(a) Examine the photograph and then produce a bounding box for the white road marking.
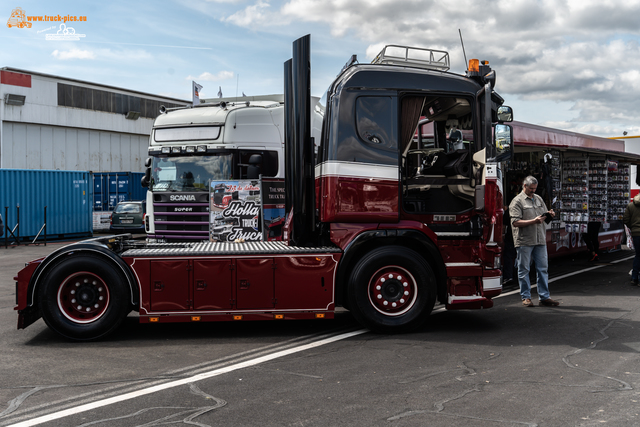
[434,255,635,309]
[493,255,636,299]
[8,330,367,427]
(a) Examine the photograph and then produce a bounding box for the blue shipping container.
[92,172,147,211]
[0,169,93,242]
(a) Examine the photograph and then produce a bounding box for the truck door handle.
[240,280,250,290]
[153,281,164,291]
[196,280,207,290]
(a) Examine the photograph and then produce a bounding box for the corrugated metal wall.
[0,169,93,241]
[93,172,147,211]
[2,122,148,171]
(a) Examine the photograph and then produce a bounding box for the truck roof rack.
[371,45,450,72]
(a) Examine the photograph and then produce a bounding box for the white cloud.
[186,71,235,81]
[215,0,640,136]
[222,0,274,27]
[51,49,96,60]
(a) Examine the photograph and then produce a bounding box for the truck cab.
[144,100,284,241]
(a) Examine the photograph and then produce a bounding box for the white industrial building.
[0,67,189,172]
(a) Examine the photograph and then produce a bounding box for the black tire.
[38,254,131,340]
[347,246,436,333]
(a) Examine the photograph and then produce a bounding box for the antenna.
[235,74,239,101]
[234,74,239,129]
[459,29,468,69]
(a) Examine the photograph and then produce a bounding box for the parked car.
[109,201,146,232]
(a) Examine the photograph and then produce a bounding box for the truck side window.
[356,97,394,151]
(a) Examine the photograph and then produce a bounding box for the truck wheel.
[38,255,131,340]
[348,246,436,333]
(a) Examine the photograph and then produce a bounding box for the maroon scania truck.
[14,36,513,340]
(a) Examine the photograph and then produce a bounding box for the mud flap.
[18,306,41,329]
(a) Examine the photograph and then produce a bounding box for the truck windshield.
[151,154,233,192]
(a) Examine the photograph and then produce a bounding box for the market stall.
[504,122,640,258]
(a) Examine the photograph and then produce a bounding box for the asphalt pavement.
[1,241,640,426]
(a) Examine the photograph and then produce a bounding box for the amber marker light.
[468,59,479,72]
[191,316,201,321]
[315,313,325,319]
[149,317,159,322]
[274,314,284,319]
[233,315,243,320]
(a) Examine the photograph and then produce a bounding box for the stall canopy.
[512,121,640,164]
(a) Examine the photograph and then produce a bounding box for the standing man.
[509,175,560,307]
[623,193,640,285]
[582,221,602,262]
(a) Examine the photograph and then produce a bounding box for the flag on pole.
[242,92,246,97]
[192,81,203,105]
[218,86,223,98]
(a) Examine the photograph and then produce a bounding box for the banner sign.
[261,178,285,241]
[209,180,262,242]
[209,178,286,242]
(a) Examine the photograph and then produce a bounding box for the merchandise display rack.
[559,156,630,232]
[602,161,630,221]
[561,157,589,233]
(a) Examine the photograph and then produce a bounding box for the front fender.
[336,228,447,307]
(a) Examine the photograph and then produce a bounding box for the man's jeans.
[516,244,550,301]
[632,235,640,281]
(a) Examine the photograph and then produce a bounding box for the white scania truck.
[142,97,286,242]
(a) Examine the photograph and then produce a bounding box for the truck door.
[236,258,275,309]
[150,260,190,311]
[193,259,233,310]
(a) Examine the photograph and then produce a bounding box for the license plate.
[121,220,133,224]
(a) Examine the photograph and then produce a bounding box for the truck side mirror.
[497,106,513,122]
[141,157,152,187]
[491,123,513,163]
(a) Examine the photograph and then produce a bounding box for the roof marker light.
[469,59,479,73]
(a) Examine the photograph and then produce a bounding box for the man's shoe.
[632,279,639,286]
[522,298,534,307]
[539,298,560,307]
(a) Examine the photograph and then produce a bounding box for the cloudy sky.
[2,0,639,138]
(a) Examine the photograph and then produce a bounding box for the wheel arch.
[27,244,138,310]
[335,230,447,308]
